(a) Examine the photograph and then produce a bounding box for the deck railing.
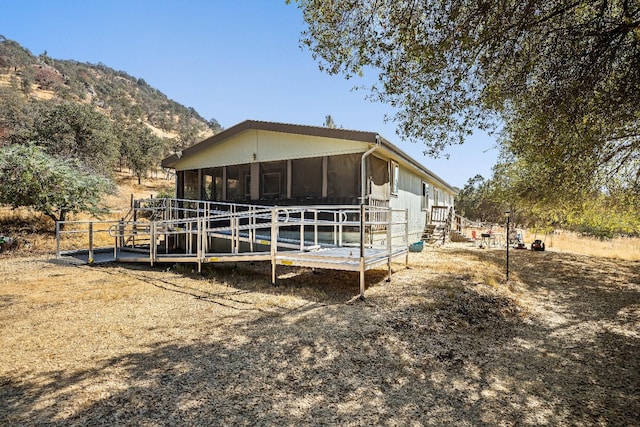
[56,198,409,297]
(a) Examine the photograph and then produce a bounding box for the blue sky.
[0,0,499,188]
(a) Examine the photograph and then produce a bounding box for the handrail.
[56,199,409,272]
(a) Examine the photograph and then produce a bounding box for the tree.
[30,101,119,174]
[176,123,200,150]
[323,114,337,128]
[0,144,114,228]
[291,0,640,192]
[119,122,165,184]
[0,88,41,143]
[456,175,492,223]
[207,117,223,133]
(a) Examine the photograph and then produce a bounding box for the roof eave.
[377,137,458,194]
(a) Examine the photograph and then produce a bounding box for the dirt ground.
[0,245,638,425]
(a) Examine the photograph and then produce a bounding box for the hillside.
[0,35,221,146]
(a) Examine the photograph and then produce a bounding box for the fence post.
[313,210,318,247]
[114,221,118,259]
[300,210,305,250]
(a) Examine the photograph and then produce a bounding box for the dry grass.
[543,231,640,261]
[1,244,638,425]
[0,170,173,256]
[103,168,175,212]
[1,178,638,423]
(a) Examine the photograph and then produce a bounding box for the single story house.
[161,120,457,241]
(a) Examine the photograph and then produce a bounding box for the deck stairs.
[422,205,452,244]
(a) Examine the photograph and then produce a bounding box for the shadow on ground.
[1,249,638,425]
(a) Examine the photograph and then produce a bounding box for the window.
[422,182,429,210]
[291,157,322,198]
[203,175,213,200]
[244,175,252,198]
[262,172,280,196]
[227,164,251,201]
[327,154,360,199]
[203,167,223,201]
[184,170,199,199]
[260,161,286,199]
[391,161,399,195]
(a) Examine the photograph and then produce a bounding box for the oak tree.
[291,0,640,194]
[0,144,114,228]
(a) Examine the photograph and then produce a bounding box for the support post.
[505,212,510,282]
[88,222,94,264]
[405,209,409,268]
[150,222,155,266]
[270,208,278,286]
[197,217,202,273]
[359,204,366,299]
[387,207,392,282]
[55,221,61,259]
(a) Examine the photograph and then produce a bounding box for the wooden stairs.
[421,206,473,245]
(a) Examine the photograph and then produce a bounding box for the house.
[161,120,457,242]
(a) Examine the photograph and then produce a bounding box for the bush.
[0,144,114,229]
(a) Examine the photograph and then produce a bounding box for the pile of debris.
[0,235,18,253]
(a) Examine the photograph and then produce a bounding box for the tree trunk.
[45,211,62,230]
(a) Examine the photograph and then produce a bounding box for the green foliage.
[118,122,166,184]
[207,117,223,133]
[29,101,118,174]
[0,144,114,226]
[293,0,640,193]
[455,175,503,224]
[458,159,640,237]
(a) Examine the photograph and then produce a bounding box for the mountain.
[0,35,221,147]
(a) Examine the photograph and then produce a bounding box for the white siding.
[174,129,368,171]
[385,164,457,242]
[390,166,428,242]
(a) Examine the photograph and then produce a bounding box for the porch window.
[291,157,322,198]
[227,164,251,201]
[184,170,199,199]
[263,172,280,196]
[244,175,252,198]
[260,161,287,200]
[203,167,223,201]
[327,153,360,200]
[368,155,390,201]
